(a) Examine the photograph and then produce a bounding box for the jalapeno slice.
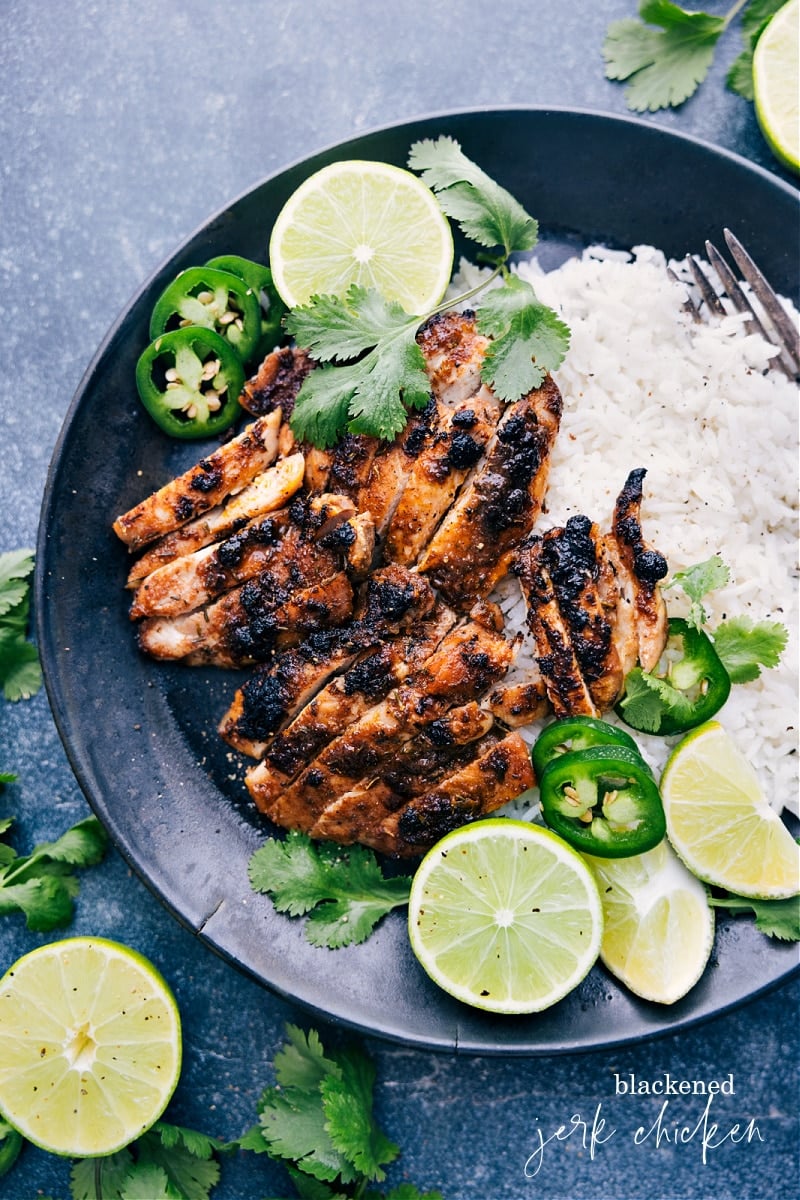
[206,255,286,360]
[531,716,641,782]
[135,327,245,439]
[149,266,261,363]
[619,617,732,737]
[539,744,665,858]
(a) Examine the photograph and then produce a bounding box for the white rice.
[453,247,798,817]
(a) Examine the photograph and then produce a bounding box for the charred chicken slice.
[607,467,669,671]
[416,375,562,607]
[113,410,283,551]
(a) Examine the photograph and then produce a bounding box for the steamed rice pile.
[458,246,798,816]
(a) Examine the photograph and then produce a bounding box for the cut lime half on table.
[660,721,800,899]
[0,937,182,1157]
[408,819,603,1014]
[585,840,714,1005]
[269,159,454,311]
[754,0,800,173]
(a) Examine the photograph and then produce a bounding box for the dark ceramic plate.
[36,108,799,1054]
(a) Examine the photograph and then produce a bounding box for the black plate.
[36,108,800,1054]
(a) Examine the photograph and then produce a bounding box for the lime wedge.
[660,721,800,899]
[584,841,714,1004]
[408,819,603,1013]
[0,938,182,1157]
[754,0,799,173]
[268,159,454,311]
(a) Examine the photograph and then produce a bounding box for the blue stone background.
[0,2,797,1197]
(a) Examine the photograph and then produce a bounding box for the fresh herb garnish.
[708,891,800,940]
[0,549,42,701]
[69,1121,224,1200]
[238,1024,441,1199]
[618,664,696,733]
[603,0,781,112]
[665,553,731,629]
[287,137,569,448]
[0,814,108,930]
[248,831,412,948]
[711,615,789,683]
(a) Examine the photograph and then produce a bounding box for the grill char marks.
[508,470,668,719]
[250,618,512,833]
[240,347,313,419]
[416,375,562,607]
[220,565,438,757]
[113,410,283,551]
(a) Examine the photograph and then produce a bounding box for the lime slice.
[660,721,800,899]
[408,819,603,1014]
[0,937,182,1157]
[754,0,799,173]
[269,159,454,311]
[584,841,714,1004]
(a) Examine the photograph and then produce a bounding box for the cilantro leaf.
[0,815,108,930]
[274,1024,342,1091]
[377,1188,445,1200]
[137,1123,221,1200]
[476,275,570,400]
[71,1150,135,1200]
[285,1165,350,1199]
[120,1163,171,1200]
[408,135,538,255]
[0,549,34,617]
[321,1047,399,1181]
[258,1084,359,1185]
[249,832,412,947]
[618,666,697,733]
[604,1,727,112]
[712,615,788,684]
[709,892,800,941]
[727,0,785,99]
[0,772,15,785]
[287,289,429,447]
[666,554,730,627]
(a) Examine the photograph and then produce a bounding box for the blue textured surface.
[1,3,798,1198]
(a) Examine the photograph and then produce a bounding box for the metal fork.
[668,229,800,381]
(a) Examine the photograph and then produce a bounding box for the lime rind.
[753,0,800,174]
[0,937,182,1158]
[408,819,603,1014]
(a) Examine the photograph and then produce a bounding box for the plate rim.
[35,105,800,1055]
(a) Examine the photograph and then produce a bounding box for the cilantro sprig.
[0,811,108,930]
[0,549,42,701]
[603,0,785,112]
[248,831,412,948]
[708,891,800,940]
[287,137,569,448]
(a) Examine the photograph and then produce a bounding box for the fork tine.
[666,265,701,320]
[687,255,727,317]
[723,229,800,373]
[705,240,771,342]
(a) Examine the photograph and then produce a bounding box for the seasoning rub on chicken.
[113,307,669,856]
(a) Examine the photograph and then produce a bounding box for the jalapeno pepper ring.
[531,715,641,782]
[135,327,245,440]
[206,255,286,360]
[539,744,666,858]
[149,266,261,363]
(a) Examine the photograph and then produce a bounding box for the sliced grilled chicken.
[239,346,313,419]
[125,453,306,588]
[253,619,512,831]
[353,401,437,537]
[113,410,283,551]
[416,310,489,405]
[245,606,456,808]
[138,571,353,667]
[377,731,534,857]
[607,468,669,670]
[417,375,562,607]
[310,701,494,845]
[385,384,502,565]
[219,566,438,756]
[489,675,549,727]
[129,494,358,620]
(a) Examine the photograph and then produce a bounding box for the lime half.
[0,938,182,1157]
[408,819,603,1014]
[660,721,800,899]
[754,0,800,173]
[268,159,454,311]
[585,841,714,1004]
